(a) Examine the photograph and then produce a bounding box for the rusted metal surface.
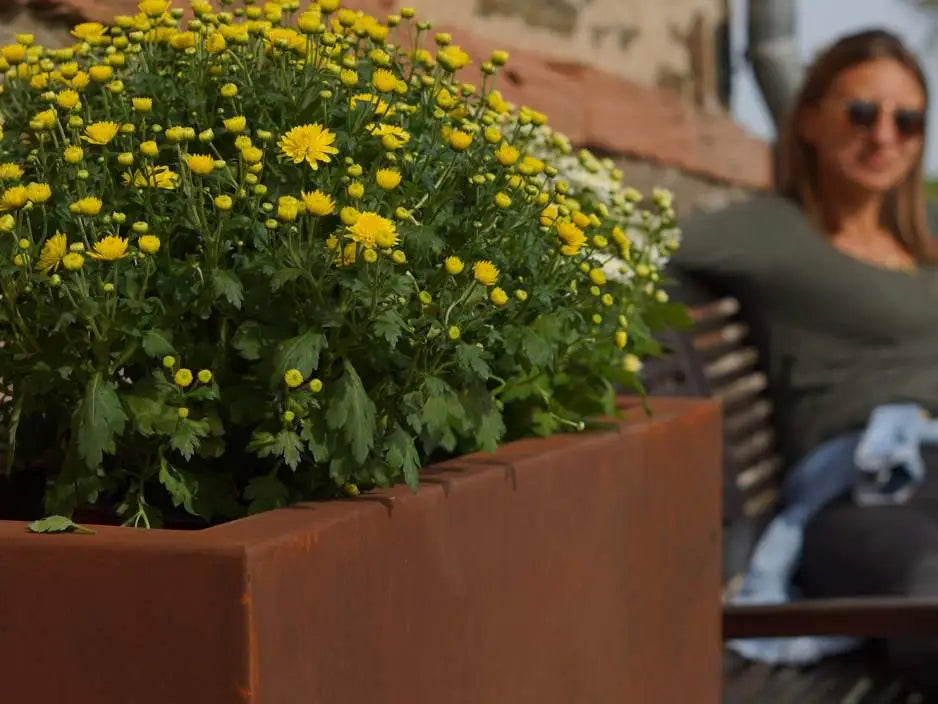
[0,398,722,704]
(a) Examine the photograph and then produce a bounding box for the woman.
[674,29,938,689]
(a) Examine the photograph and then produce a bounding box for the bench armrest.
[724,597,938,639]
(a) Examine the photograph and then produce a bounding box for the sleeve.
[671,194,799,282]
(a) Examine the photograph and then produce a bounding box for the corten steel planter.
[0,397,722,704]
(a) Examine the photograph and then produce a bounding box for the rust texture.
[0,398,722,704]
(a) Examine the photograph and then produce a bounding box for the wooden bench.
[646,273,938,702]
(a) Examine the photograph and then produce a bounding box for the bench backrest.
[644,273,784,584]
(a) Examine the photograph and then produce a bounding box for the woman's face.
[799,58,926,194]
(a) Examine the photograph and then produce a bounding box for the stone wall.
[387,0,729,111]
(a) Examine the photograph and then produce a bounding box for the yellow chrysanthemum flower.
[26,182,51,203]
[473,260,499,286]
[71,22,107,41]
[371,68,397,93]
[556,220,586,256]
[88,235,128,261]
[301,190,335,216]
[375,168,401,190]
[206,32,227,53]
[70,71,90,89]
[1,44,26,65]
[0,186,29,211]
[516,156,543,176]
[63,146,84,164]
[138,234,161,254]
[437,45,471,71]
[589,268,606,286]
[62,252,84,271]
[83,121,119,145]
[349,92,393,116]
[224,115,247,133]
[132,97,153,112]
[170,31,196,50]
[540,203,559,227]
[56,89,80,110]
[70,196,103,216]
[279,123,339,170]
[88,65,113,83]
[38,232,68,272]
[139,0,171,18]
[283,368,304,388]
[448,129,472,151]
[494,142,519,166]
[444,256,464,275]
[494,192,512,209]
[241,146,263,164]
[277,195,300,222]
[367,123,411,150]
[0,163,24,181]
[347,211,398,249]
[185,154,216,175]
[33,110,56,130]
[122,166,179,190]
[140,140,159,157]
[490,287,508,306]
[174,368,194,387]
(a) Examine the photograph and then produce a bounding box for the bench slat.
[703,346,760,382]
[713,371,768,405]
[736,456,783,492]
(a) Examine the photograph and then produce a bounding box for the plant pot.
[0,397,722,704]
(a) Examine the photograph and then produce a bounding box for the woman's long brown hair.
[777,29,938,263]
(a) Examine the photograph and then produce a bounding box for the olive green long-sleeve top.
[675,194,938,462]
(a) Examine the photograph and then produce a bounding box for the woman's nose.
[871,109,900,144]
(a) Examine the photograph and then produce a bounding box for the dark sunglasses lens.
[895,109,926,137]
[847,100,879,128]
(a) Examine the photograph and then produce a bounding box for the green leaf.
[272,329,326,383]
[325,361,377,464]
[455,344,490,378]
[158,465,198,515]
[270,267,304,291]
[520,328,553,368]
[141,329,175,358]
[244,474,289,514]
[276,430,303,469]
[27,515,96,535]
[170,418,210,460]
[212,269,244,309]
[124,394,177,437]
[300,421,330,462]
[385,426,421,490]
[419,377,466,452]
[374,309,405,349]
[233,321,266,361]
[475,405,505,452]
[76,373,127,469]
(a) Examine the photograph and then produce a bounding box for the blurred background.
[731,0,938,173]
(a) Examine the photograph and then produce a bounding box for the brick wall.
[2,0,772,211]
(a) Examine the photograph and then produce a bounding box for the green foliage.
[0,0,683,526]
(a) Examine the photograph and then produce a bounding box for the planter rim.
[0,397,717,551]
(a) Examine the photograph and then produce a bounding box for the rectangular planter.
[0,397,722,704]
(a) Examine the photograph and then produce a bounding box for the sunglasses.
[845,99,926,138]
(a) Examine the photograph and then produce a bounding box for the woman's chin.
[839,168,908,194]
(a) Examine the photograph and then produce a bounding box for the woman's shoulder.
[673,193,811,275]
[683,193,807,236]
